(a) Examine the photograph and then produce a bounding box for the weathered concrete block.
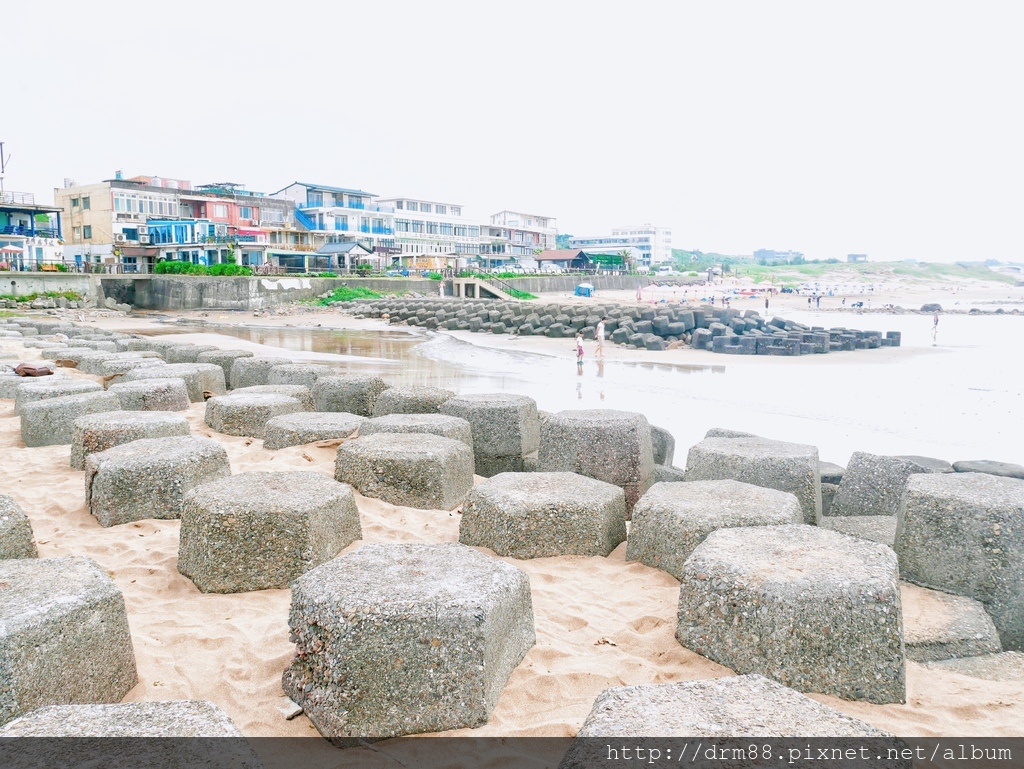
[460,472,626,558]
[196,348,254,388]
[676,525,905,704]
[538,409,655,513]
[627,480,802,579]
[164,344,219,364]
[70,411,191,470]
[19,391,122,447]
[561,675,897,751]
[230,384,315,411]
[178,472,362,593]
[361,413,473,450]
[372,386,457,416]
[440,394,540,476]
[704,427,759,439]
[831,452,928,517]
[85,436,232,527]
[819,461,846,485]
[268,363,336,388]
[896,472,1024,650]
[901,582,1002,662]
[121,363,226,402]
[335,433,474,510]
[106,377,191,412]
[205,392,305,439]
[228,356,288,390]
[820,515,897,546]
[0,495,37,559]
[263,411,366,450]
[650,424,675,466]
[894,455,954,474]
[282,543,535,744]
[952,459,1024,480]
[0,557,137,726]
[314,374,390,417]
[14,379,102,412]
[683,436,822,525]
[926,651,1024,681]
[653,464,688,483]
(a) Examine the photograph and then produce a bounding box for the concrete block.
[121,363,226,402]
[440,393,540,476]
[196,349,254,388]
[71,410,191,470]
[372,386,457,416]
[361,413,473,450]
[106,377,191,412]
[263,411,366,450]
[19,391,122,447]
[268,363,336,389]
[313,374,390,417]
[205,392,305,439]
[0,495,37,559]
[901,582,1002,662]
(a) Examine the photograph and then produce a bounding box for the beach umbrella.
[0,245,23,254]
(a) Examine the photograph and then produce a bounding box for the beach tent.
[574,282,594,297]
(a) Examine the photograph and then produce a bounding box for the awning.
[119,247,159,257]
[236,228,263,236]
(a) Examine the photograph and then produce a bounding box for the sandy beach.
[2,276,1023,756]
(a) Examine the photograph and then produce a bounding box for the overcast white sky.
[4,2,1022,262]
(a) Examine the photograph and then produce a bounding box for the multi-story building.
[376,196,481,269]
[570,224,672,269]
[754,249,804,265]
[487,210,557,255]
[0,190,63,270]
[273,182,396,257]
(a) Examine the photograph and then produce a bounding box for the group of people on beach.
[576,318,607,367]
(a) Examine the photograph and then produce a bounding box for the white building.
[488,210,557,255]
[376,197,481,267]
[272,182,396,255]
[570,224,672,268]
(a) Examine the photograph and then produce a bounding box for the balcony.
[334,222,349,231]
[0,191,36,206]
[2,225,59,239]
[371,226,393,235]
[299,201,395,214]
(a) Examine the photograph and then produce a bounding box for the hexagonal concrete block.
[14,379,102,413]
[282,542,535,744]
[228,356,287,390]
[896,472,1024,650]
[196,349,255,389]
[0,495,37,559]
[314,374,390,417]
[121,363,226,402]
[683,436,822,525]
[335,433,474,510]
[268,363,336,389]
[178,472,362,593]
[204,392,306,439]
[627,480,802,579]
[263,411,366,450]
[106,377,191,412]
[360,413,473,450]
[440,394,540,476]
[0,700,247,738]
[901,582,1002,663]
[70,411,191,470]
[85,435,232,527]
[676,525,905,704]
[538,409,655,513]
[372,386,457,416]
[231,384,315,411]
[19,391,122,447]
[460,472,627,558]
[831,452,929,517]
[0,557,138,726]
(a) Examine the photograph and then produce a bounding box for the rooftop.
[279,181,378,198]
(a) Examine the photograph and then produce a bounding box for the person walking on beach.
[932,311,939,343]
[764,296,769,312]
[595,318,606,359]
[575,331,585,365]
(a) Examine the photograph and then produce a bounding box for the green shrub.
[316,286,382,305]
[316,272,337,278]
[426,272,443,280]
[208,263,252,276]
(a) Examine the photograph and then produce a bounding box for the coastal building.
[487,211,557,256]
[570,224,672,269]
[754,248,804,265]
[272,182,397,258]
[0,190,63,270]
[847,253,868,263]
[376,196,481,269]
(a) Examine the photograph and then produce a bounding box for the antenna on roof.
[0,142,10,197]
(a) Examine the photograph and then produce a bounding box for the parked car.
[540,264,564,274]
[385,270,401,277]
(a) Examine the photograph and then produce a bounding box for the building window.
[406,202,418,212]
[213,204,228,218]
[71,197,80,208]
[421,203,432,213]
[452,207,461,216]
[73,226,81,238]
[395,201,403,209]
[435,205,446,215]
[83,225,92,239]
[240,206,253,219]
[82,196,91,210]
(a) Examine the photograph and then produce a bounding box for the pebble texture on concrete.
[230,384,315,411]
[14,379,102,412]
[282,542,535,744]
[229,357,287,390]
[440,393,540,476]
[0,495,37,559]
[460,471,627,558]
[85,435,232,527]
[262,411,366,450]
[360,413,473,450]
[178,472,362,593]
[676,525,906,704]
[627,480,802,579]
[205,392,306,439]
[122,363,226,402]
[372,386,456,416]
[268,363,336,388]
[831,452,927,517]
[313,374,390,417]
[19,391,122,447]
[196,349,254,389]
[0,700,246,736]
[106,377,191,412]
[0,557,138,726]
[70,410,191,470]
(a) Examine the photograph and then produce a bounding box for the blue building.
[0,191,63,270]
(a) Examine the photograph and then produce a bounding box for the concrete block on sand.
[361,413,473,450]
[313,374,390,417]
[336,433,474,510]
[821,515,898,546]
[0,495,37,559]
[178,472,361,593]
[683,436,822,525]
[0,700,246,737]
[539,409,655,513]
[896,472,1024,650]
[263,411,366,450]
[231,384,314,411]
[228,356,286,390]
[106,377,190,412]
[70,411,191,470]
[952,459,1024,480]
[460,471,626,558]
[163,344,219,364]
[704,427,759,439]
[19,391,122,447]
[85,435,231,527]
[650,424,675,466]
[14,378,102,412]
[562,675,897,743]
[440,393,540,476]
[819,461,846,484]
[204,392,305,439]
[926,651,1024,681]
[0,557,137,726]
[901,582,1002,662]
[676,525,905,704]
[894,455,954,474]
[196,348,254,389]
[76,352,164,376]
[268,363,336,388]
[372,385,456,416]
[282,542,535,744]
[831,452,928,517]
[121,363,226,402]
[627,480,802,580]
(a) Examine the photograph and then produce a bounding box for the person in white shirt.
[595,318,606,359]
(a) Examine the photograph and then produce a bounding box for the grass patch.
[0,290,82,303]
[505,287,538,300]
[316,286,383,305]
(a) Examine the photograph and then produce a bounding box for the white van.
[540,264,564,274]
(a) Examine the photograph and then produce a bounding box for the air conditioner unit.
[139,235,151,244]
[137,226,148,235]
[114,233,127,244]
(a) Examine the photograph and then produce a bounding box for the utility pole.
[0,141,9,198]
